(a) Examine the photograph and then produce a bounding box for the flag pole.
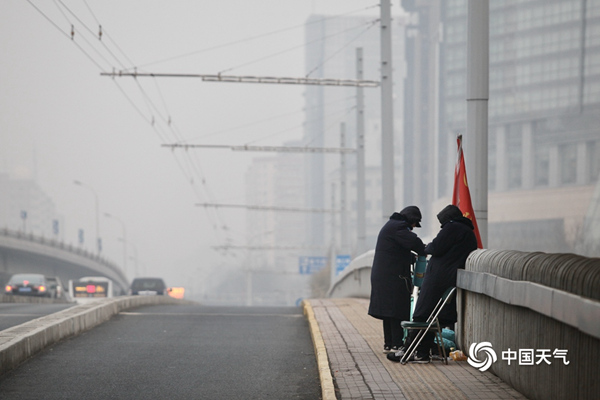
[453,135,483,248]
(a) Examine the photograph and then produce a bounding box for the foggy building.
[403,0,600,254]
[303,12,408,256]
[0,173,62,239]
[244,141,311,305]
[246,156,277,270]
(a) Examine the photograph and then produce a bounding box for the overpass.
[0,228,128,294]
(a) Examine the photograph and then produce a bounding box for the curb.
[303,300,336,400]
[0,295,185,376]
[0,294,71,304]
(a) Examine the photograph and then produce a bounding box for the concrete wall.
[457,249,600,400]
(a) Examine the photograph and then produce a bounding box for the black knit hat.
[399,205,422,227]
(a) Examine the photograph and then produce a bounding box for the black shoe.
[386,346,406,362]
[406,352,430,364]
[383,345,392,354]
[392,346,406,356]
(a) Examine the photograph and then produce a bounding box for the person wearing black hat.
[368,206,426,355]
[387,204,478,363]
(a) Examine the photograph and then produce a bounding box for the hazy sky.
[0,1,386,289]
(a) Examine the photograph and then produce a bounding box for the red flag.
[452,135,483,248]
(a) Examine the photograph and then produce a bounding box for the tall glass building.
[404,0,600,254]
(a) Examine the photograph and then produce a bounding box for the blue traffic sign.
[298,256,327,275]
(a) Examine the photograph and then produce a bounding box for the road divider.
[0,295,186,376]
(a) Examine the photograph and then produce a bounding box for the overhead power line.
[197,203,339,213]
[100,71,379,88]
[162,143,356,154]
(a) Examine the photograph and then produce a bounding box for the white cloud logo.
[467,342,498,372]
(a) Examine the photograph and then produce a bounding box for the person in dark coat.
[368,205,426,354]
[387,204,478,363]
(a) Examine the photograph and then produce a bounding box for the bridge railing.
[0,227,127,287]
[457,249,600,400]
[327,250,373,299]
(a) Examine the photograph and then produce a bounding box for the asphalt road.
[0,303,75,331]
[0,303,321,399]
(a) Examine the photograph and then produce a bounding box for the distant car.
[129,277,167,295]
[68,276,114,303]
[4,273,57,298]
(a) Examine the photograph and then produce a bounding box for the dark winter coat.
[413,216,478,324]
[368,212,425,320]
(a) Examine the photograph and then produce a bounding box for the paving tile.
[308,298,529,400]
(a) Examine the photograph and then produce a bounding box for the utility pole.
[340,122,348,255]
[330,182,337,285]
[73,180,101,254]
[104,212,127,278]
[466,0,489,248]
[356,47,367,255]
[380,0,395,221]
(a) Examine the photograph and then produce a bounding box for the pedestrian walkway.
[305,298,528,400]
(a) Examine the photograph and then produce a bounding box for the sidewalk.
[305,298,528,400]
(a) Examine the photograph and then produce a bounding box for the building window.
[489,132,497,192]
[559,143,577,184]
[534,145,549,187]
[507,125,522,189]
[589,141,600,182]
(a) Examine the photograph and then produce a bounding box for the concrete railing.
[0,295,188,376]
[327,250,373,298]
[457,249,600,400]
[0,228,128,292]
[0,228,121,273]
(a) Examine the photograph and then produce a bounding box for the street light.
[73,180,101,254]
[119,237,138,278]
[104,212,127,277]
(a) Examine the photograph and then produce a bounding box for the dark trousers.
[382,317,404,348]
[406,329,435,355]
[406,318,453,355]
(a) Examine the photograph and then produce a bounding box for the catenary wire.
[218,18,378,75]
[130,4,379,70]
[182,94,355,143]
[306,18,379,78]
[26,0,105,70]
